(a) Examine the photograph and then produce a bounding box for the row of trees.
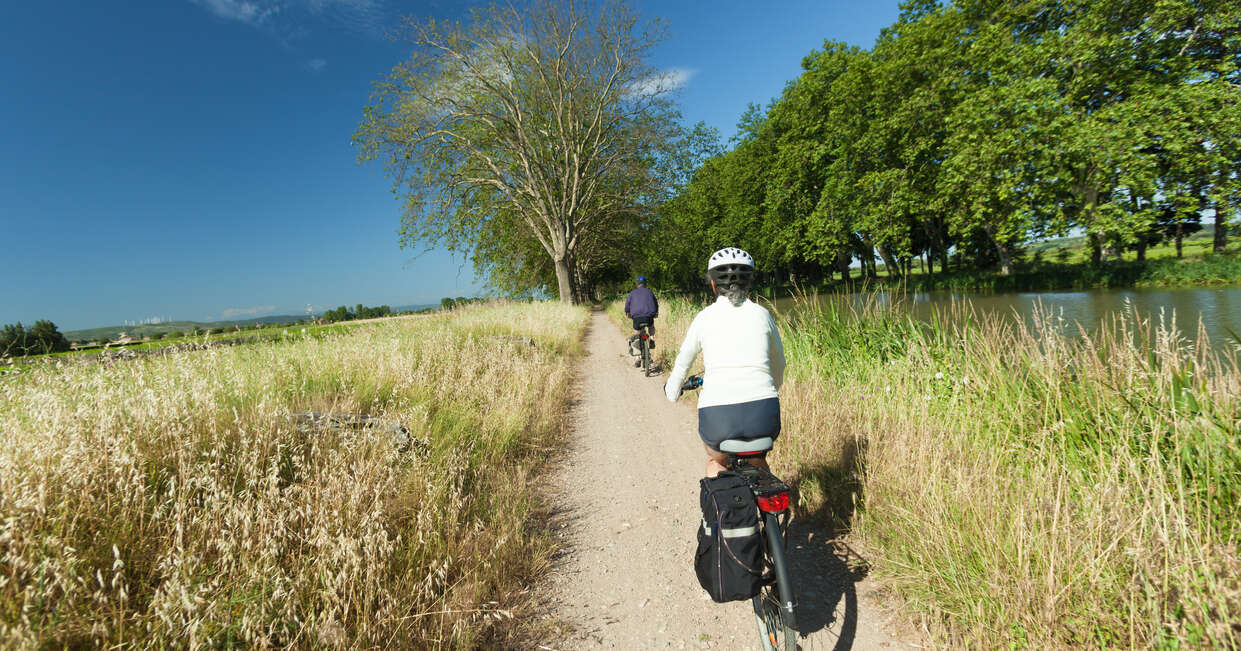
[321,304,394,323]
[360,0,1237,301]
[643,0,1239,287]
[440,297,485,310]
[1,321,70,357]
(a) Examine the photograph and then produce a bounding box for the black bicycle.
[631,322,655,376]
[681,375,798,650]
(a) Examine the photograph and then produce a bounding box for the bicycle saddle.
[719,437,774,453]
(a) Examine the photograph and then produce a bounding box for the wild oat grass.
[0,301,587,648]
[640,292,1240,648]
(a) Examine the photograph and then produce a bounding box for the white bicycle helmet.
[707,247,755,270]
[706,247,755,293]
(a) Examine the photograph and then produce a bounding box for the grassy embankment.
[902,250,1241,292]
[0,301,587,648]
[624,294,1240,648]
[852,227,1241,292]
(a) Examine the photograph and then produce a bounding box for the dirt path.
[539,311,916,650]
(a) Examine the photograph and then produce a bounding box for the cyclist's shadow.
[782,437,871,650]
[782,522,870,650]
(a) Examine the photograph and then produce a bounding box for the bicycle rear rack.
[730,459,791,497]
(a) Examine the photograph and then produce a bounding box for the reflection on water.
[774,287,1241,355]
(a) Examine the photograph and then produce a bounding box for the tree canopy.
[355,0,687,303]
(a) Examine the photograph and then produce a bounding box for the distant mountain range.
[65,303,440,342]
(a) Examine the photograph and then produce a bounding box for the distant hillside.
[65,304,440,342]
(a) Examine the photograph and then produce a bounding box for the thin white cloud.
[306,57,328,71]
[627,67,697,98]
[190,0,385,35]
[221,305,277,319]
[193,0,283,26]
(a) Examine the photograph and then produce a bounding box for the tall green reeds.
[644,292,1240,648]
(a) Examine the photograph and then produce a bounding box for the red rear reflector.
[756,492,789,513]
[640,334,649,339]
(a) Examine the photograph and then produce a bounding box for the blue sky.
[2,0,900,331]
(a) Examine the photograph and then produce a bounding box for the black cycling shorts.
[632,316,655,333]
[698,398,781,452]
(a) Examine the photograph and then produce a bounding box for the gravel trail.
[539,310,916,650]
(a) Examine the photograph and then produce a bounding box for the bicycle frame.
[762,510,798,632]
[727,456,798,635]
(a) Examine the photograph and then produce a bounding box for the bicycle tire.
[752,512,796,651]
[641,334,651,376]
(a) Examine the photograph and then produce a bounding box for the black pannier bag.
[695,472,763,602]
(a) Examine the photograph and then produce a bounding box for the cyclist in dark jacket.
[624,277,658,353]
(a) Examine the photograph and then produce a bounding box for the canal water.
[774,286,1241,355]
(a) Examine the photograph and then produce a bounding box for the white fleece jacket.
[664,296,785,407]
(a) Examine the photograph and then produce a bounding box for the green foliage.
[321,304,394,323]
[640,0,1241,289]
[0,320,70,357]
[440,297,485,311]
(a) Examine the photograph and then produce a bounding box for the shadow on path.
[780,434,874,649]
[784,524,872,650]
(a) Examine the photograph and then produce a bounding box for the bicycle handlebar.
[680,374,703,392]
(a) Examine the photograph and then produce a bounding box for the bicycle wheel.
[753,512,796,650]
[641,334,651,376]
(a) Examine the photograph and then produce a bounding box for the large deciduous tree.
[354,0,679,303]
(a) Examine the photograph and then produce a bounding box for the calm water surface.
[775,287,1241,355]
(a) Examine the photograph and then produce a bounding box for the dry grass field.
[0,301,586,648]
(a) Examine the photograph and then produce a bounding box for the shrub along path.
[538,310,915,650]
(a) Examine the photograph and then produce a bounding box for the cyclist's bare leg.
[705,446,728,477]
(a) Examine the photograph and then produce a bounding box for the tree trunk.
[877,245,900,279]
[861,243,877,278]
[983,226,1013,275]
[1175,221,1184,259]
[1088,232,1102,264]
[836,250,851,282]
[553,257,573,303]
[996,244,1012,275]
[1102,241,1123,261]
[1214,210,1229,252]
[1136,240,1147,262]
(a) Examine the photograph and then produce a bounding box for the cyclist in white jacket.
[665,247,785,477]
